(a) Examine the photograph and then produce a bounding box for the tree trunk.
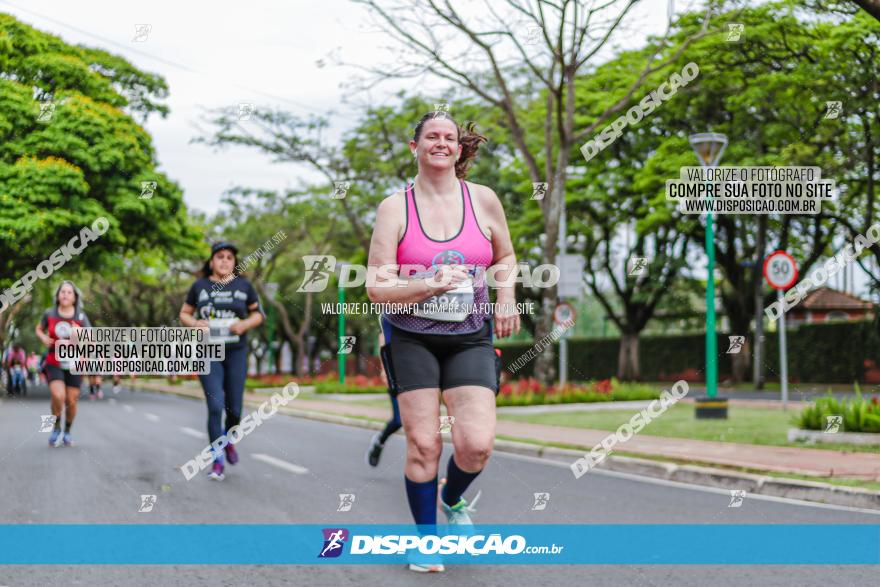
[617,332,640,381]
[728,316,752,383]
[533,163,568,385]
[0,296,28,354]
[532,296,557,383]
[294,339,306,377]
[752,215,767,389]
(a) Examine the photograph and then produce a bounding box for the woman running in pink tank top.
[367,110,520,573]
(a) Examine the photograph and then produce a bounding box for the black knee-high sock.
[64,418,72,432]
[441,454,482,507]
[405,475,438,529]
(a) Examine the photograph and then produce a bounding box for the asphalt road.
[1,384,877,586]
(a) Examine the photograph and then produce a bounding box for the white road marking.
[495,450,880,516]
[144,413,160,422]
[252,453,309,475]
[180,426,206,439]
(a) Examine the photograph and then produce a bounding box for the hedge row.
[496,320,880,383]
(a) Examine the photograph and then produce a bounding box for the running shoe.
[97,389,104,400]
[365,434,383,467]
[89,393,96,401]
[62,432,73,446]
[48,429,61,447]
[407,553,445,573]
[439,480,481,526]
[224,443,239,465]
[112,384,121,394]
[208,461,225,481]
[408,561,445,573]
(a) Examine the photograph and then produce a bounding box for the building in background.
[788,287,874,327]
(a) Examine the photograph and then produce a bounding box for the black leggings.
[198,345,247,445]
[386,321,498,394]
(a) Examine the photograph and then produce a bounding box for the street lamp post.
[689,133,728,419]
[336,262,349,384]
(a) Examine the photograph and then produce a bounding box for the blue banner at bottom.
[1,525,878,565]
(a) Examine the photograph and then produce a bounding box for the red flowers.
[592,379,613,394]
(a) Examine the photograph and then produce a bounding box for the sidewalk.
[132,381,880,481]
[499,398,809,413]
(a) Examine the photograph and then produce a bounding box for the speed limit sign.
[553,302,576,326]
[763,251,798,290]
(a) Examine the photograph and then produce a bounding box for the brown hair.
[412,112,487,179]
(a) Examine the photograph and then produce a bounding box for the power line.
[0,0,358,120]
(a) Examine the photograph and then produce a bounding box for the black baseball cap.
[211,241,238,256]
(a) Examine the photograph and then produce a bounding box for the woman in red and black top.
[35,281,92,447]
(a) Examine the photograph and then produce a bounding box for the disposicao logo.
[318,528,349,558]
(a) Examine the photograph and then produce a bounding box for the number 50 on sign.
[763,251,798,291]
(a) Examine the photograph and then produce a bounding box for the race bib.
[209,318,240,344]
[57,345,72,371]
[55,322,73,370]
[413,280,474,322]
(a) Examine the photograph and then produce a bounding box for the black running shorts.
[385,320,499,395]
[45,365,82,388]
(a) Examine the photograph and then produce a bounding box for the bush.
[497,334,731,381]
[496,377,659,407]
[313,381,388,394]
[244,374,298,389]
[796,393,880,433]
[495,319,880,383]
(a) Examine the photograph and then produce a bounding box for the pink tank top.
[384,180,494,334]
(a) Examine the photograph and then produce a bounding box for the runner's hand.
[494,302,520,339]
[228,320,246,335]
[426,264,469,295]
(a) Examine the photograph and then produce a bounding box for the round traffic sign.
[763,251,798,290]
[553,302,576,326]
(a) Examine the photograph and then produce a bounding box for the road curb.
[133,381,880,511]
[478,441,880,511]
[787,427,880,446]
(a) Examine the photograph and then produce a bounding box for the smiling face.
[210,249,237,279]
[56,283,76,310]
[411,117,461,173]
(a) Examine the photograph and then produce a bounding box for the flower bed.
[243,373,387,392]
[496,378,659,407]
[243,374,299,389]
[796,393,880,433]
[313,381,388,394]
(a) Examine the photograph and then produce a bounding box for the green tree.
[0,14,202,346]
[343,0,718,385]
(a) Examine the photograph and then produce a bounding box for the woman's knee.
[454,436,494,469]
[407,433,442,465]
